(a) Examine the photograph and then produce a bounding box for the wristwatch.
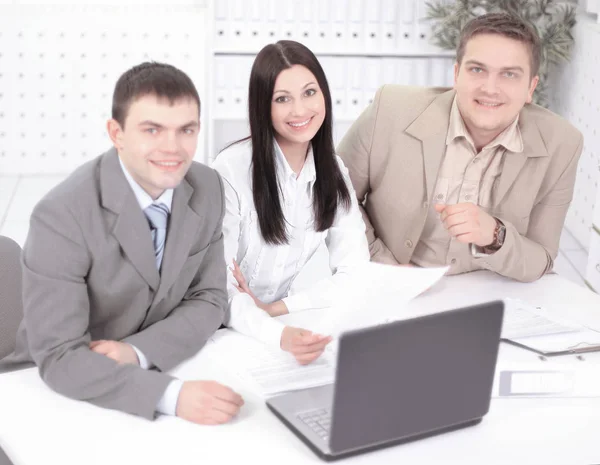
[485,219,506,253]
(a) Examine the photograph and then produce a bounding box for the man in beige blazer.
[338,13,583,282]
[0,63,243,424]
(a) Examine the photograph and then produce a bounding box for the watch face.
[498,224,507,245]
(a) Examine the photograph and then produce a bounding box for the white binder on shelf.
[363,57,382,108]
[346,57,365,120]
[246,0,265,52]
[229,57,252,120]
[226,0,246,51]
[380,0,399,54]
[314,0,331,52]
[279,0,296,43]
[330,0,348,53]
[213,0,230,50]
[347,0,365,53]
[381,57,398,87]
[364,0,382,53]
[213,57,229,120]
[320,56,347,119]
[395,58,413,86]
[295,0,316,51]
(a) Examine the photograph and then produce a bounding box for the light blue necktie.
[144,203,169,271]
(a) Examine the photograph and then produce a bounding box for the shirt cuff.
[130,344,152,370]
[282,293,312,312]
[257,317,286,348]
[156,379,184,416]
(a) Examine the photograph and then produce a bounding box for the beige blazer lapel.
[495,106,549,205]
[150,177,203,308]
[405,89,455,202]
[100,150,160,291]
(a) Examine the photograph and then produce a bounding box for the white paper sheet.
[204,330,336,397]
[311,263,449,336]
[502,298,581,339]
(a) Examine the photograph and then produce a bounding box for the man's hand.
[89,340,139,365]
[435,203,496,247]
[281,327,332,365]
[176,380,244,425]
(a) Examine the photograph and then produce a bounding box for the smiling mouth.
[476,99,503,108]
[150,160,184,171]
[287,117,312,129]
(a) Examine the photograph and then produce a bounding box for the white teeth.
[478,101,501,107]
[288,119,310,127]
[154,161,180,166]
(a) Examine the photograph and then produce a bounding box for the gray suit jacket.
[0,148,227,420]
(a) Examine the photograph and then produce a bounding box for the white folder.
[365,0,382,53]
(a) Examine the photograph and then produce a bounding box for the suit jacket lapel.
[151,177,203,307]
[100,149,160,291]
[405,90,455,202]
[495,105,549,205]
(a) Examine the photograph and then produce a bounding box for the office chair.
[0,236,23,359]
[0,444,14,465]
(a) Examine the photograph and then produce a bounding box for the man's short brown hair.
[112,62,201,128]
[456,13,541,78]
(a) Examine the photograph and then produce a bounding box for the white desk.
[1,271,600,465]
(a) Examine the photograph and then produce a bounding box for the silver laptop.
[267,301,504,461]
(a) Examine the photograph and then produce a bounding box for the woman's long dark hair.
[246,40,351,245]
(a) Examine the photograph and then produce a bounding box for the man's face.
[108,94,200,199]
[454,33,539,145]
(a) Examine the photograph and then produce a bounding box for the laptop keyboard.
[297,408,332,441]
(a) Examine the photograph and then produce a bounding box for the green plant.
[426,0,577,107]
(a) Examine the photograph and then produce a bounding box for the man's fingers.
[434,203,446,214]
[90,343,112,355]
[447,223,472,237]
[207,383,244,406]
[211,397,243,416]
[89,340,107,349]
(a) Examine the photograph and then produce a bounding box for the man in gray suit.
[0,62,244,424]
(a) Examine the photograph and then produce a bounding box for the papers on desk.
[207,264,447,397]
[204,330,336,397]
[502,299,600,356]
[311,263,449,336]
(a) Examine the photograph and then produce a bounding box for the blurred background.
[0,0,598,291]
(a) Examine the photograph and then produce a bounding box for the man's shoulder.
[522,103,582,139]
[184,161,223,207]
[375,85,453,126]
[37,154,104,213]
[521,104,583,156]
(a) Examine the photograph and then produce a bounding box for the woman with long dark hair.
[212,41,368,364]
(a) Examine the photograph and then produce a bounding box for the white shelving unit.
[206,0,455,162]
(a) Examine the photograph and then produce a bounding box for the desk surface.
[1,271,599,465]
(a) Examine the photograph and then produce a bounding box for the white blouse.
[211,139,369,346]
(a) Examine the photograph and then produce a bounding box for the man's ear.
[526,75,540,104]
[106,119,124,150]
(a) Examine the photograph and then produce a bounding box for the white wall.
[551,11,600,252]
[0,2,208,175]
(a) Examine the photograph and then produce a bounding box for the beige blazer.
[0,149,227,420]
[337,86,584,282]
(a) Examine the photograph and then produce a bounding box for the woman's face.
[270,64,326,149]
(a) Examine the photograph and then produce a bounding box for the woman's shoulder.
[211,139,253,178]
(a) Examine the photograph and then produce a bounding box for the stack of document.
[501,298,600,356]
